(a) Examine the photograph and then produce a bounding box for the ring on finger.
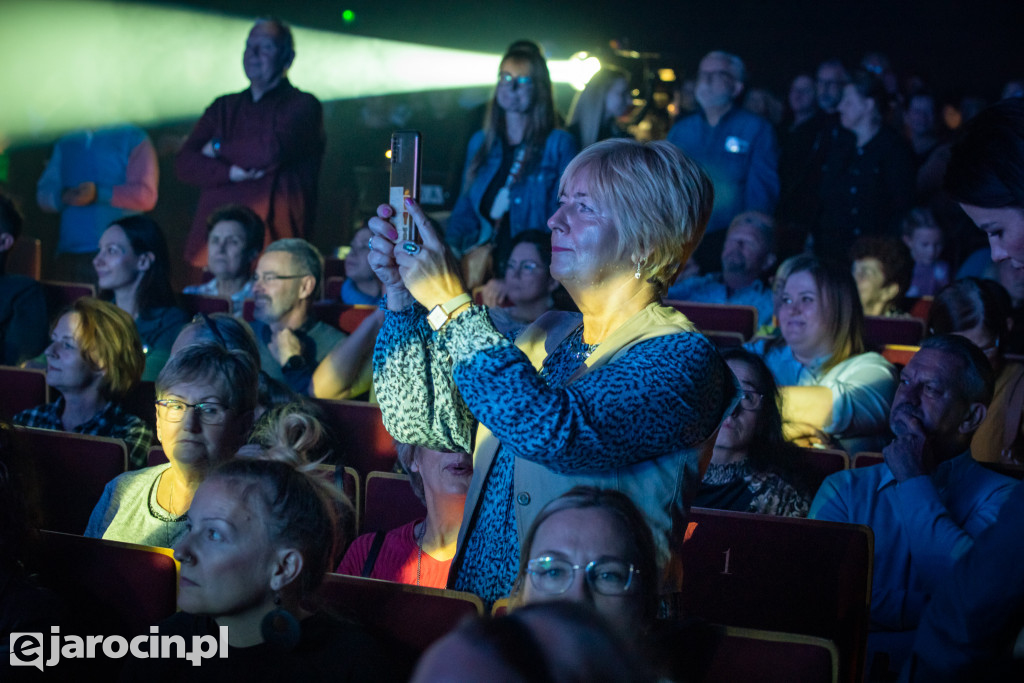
[368,236,374,251]
[403,242,421,255]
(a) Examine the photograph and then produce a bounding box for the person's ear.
[297,274,316,300]
[880,281,900,307]
[137,251,155,272]
[760,252,777,275]
[959,402,987,435]
[0,232,14,253]
[732,80,744,99]
[268,547,304,593]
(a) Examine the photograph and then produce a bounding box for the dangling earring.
[635,257,647,280]
[261,592,301,650]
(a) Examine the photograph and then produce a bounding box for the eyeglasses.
[498,72,534,89]
[155,399,230,425]
[251,272,308,285]
[506,259,542,275]
[697,69,735,84]
[526,556,639,596]
[738,389,764,411]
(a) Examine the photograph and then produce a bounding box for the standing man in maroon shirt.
[176,17,325,278]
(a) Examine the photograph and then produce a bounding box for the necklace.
[415,521,426,586]
[569,325,599,362]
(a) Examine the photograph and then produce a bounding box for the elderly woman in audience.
[340,225,382,305]
[120,458,405,682]
[84,341,257,547]
[927,278,1024,464]
[694,348,811,517]
[566,65,634,150]
[487,229,560,339]
[93,215,188,380]
[337,442,472,588]
[14,297,152,469]
[748,254,898,453]
[182,204,264,314]
[446,40,578,297]
[369,139,737,607]
[850,236,913,317]
[170,311,261,361]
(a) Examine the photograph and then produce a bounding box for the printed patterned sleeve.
[440,306,736,473]
[373,304,475,454]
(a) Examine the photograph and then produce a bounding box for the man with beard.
[810,334,1016,677]
[668,51,779,272]
[248,238,344,393]
[665,211,776,325]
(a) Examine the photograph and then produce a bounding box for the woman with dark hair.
[945,98,1024,270]
[183,204,264,314]
[446,40,578,294]
[120,458,404,682]
[93,215,188,380]
[927,278,1024,464]
[488,229,560,339]
[694,348,811,517]
[14,297,152,469]
[511,486,659,635]
[748,254,898,453]
[814,70,915,263]
[566,66,634,150]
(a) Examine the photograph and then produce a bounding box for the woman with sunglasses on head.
[446,40,578,302]
[85,342,258,547]
[694,348,811,517]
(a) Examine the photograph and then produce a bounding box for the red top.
[336,519,451,590]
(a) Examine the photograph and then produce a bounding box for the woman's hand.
[367,204,414,311]
[392,199,467,311]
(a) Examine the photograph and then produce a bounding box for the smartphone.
[389,130,421,243]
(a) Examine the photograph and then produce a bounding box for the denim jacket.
[445,129,578,256]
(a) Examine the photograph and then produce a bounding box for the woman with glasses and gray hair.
[85,341,258,547]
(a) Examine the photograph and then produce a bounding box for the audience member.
[249,238,345,394]
[810,334,1016,675]
[694,349,811,517]
[370,139,736,607]
[511,486,659,636]
[850,236,913,317]
[175,17,325,276]
[945,98,1024,270]
[566,66,634,150]
[311,309,382,401]
[170,311,261,362]
[182,204,263,314]
[786,74,818,129]
[120,458,405,682]
[339,225,381,305]
[337,443,472,588]
[995,258,1024,355]
[815,70,915,262]
[747,254,898,453]
[14,298,151,468]
[666,211,777,326]
[446,40,578,294]
[927,278,1024,464]
[487,229,560,339]
[93,215,188,380]
[901,208,951,297]
[36,124,157,283]
[0,193,48,365]
[667,50,779,271]
[815,59,850,115]
[412,601,653,683]
[903,92,942,168]
[84,342,257,546]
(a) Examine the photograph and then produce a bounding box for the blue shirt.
[810,454,1016,670]
[666,272,774,328]
[339,278,380,306]
[667,107,779,233]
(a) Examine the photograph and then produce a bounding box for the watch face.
[427,305,448,331]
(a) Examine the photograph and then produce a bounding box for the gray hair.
[704,50,746,83]
[265,238,324,299]
[918,334,995,407]
[156,342,259,415]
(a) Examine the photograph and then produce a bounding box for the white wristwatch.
[427,293,472,331]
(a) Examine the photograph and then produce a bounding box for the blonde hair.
[68,298,144,400]
[567,66,630,149]
[559,139,713,294]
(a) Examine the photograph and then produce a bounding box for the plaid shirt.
[13,397,154,470]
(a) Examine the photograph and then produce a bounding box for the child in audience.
[902,208,951,297]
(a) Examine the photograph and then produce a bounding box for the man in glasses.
[249,238,344,393]
[810,335,1016,676]
[667,50,779,273]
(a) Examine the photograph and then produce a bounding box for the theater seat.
[363,471,427,535]
[794,447,849,494]
[180,293,231,316]
[863,316,925,350]
[664,300,759,340]
[680,508,873,683]
[313,398,397,476]
[318,573,483,653]
[700,625,839,683]
[0,365,48,420]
